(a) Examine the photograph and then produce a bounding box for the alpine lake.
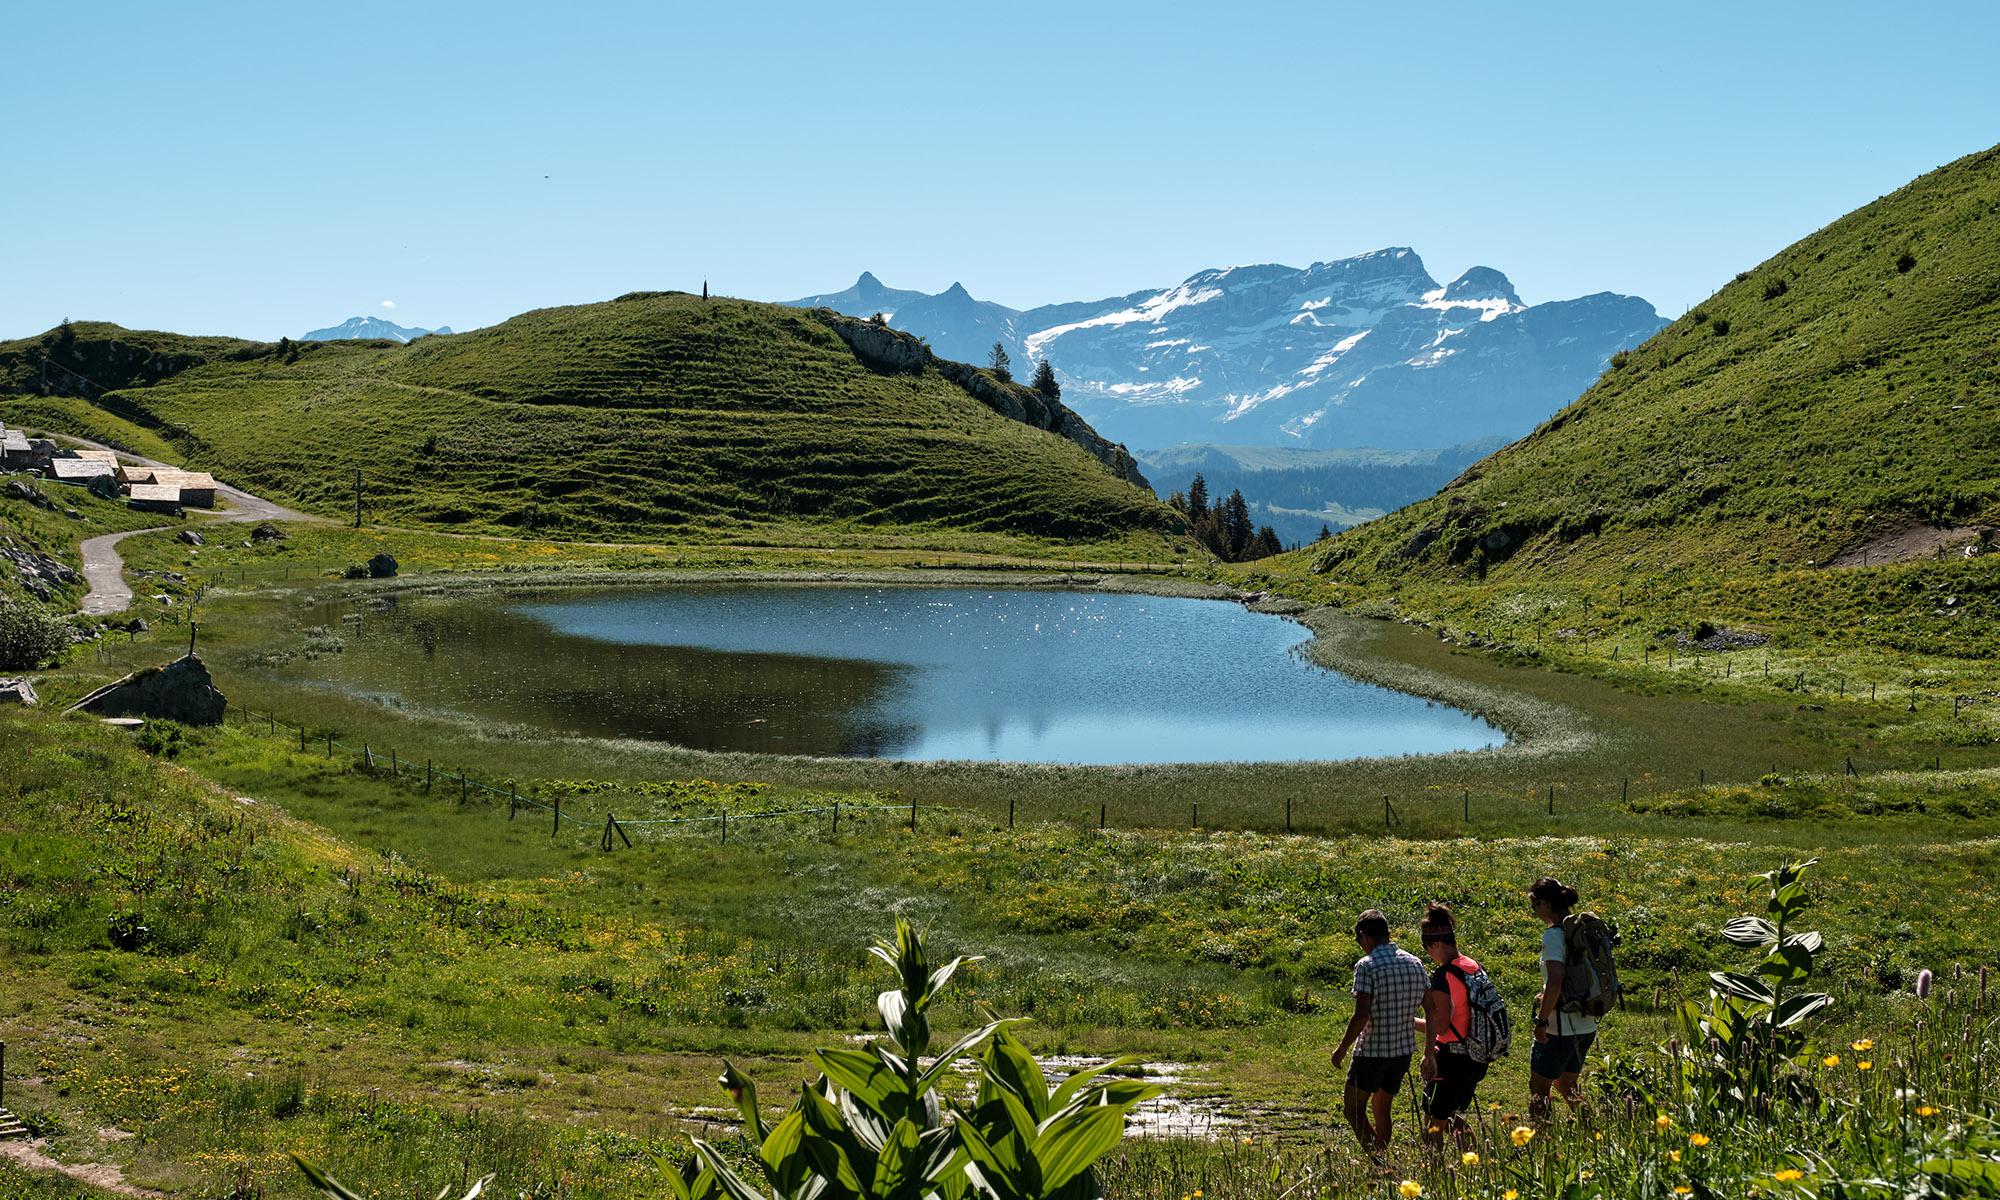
[289,584,1504,765]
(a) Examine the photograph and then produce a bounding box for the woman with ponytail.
[1527,877,1592,1120]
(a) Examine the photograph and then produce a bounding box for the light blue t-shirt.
[1543,925,1599,1036]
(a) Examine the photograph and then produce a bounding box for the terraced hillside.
[1312,143,2000,582]
[2,295,1180,552]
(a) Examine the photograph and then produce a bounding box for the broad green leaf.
[1720,916,1777,947]
[980,1028,1052,1118]
[923,954,984,1009]
[291,1157,366,1200]
[759,1108,815,1195]
[718,1061,768,1144]
[1920,1158,2000,1188]
[957,1106,1030,1198]
[1035,1106,1128,1192]
[917,1018,1022,1094]
[1755,941,1815,985]
[872,1117,925,1200]
[813,1047,904,1119]
[1774,991,1834,1028]
[797,1087,872,1195]
[1710,970,1775,1004]
[692,1141,778,1200]
[1047,1055,1144,1111]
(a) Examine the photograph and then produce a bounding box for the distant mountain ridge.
[785,251,1663,451]
[301,316,452,344]
[1311,142,2000,581]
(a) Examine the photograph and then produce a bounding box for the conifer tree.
[1030,358,1060,399]
[1186,473,1209,523]
[1221,489,1254,560]
[987,342,1012,381]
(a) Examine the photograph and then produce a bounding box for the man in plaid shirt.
[1329,908,1428,1152]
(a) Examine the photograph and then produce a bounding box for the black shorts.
[1347,1053,1412,1095]
[1424,1050,1489,1119]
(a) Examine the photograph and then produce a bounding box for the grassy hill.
[1311,143,2000,582]
[1,295,1181,554]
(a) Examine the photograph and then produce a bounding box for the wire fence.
[219,700,947,850]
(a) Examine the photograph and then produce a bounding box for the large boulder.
[177,530,204,546]
[367,552,398,578]
[0,677,37,705]
[67,653,226,725]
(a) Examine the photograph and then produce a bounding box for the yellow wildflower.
[1916,1105,1939,1117]
[1656,1114,1674,1131]
[1675,1188,1692,1196]
[1857,1060,1873,1071]
[1462,1152,1480,1167]
[1774,1169,1805,1183]
[1822,1055,1840,1068]
[1688,1133,1711,1147]
[1504,1192,1518,1200]
[1399,1181,1424,1199]
[1851,1038,1874,1052]
[1669,1150,1682,1163]
[1511,1126,1537,1147]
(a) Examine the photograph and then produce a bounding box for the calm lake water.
[301,586,1504,764]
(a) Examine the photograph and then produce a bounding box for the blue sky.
[5,1,1997,340]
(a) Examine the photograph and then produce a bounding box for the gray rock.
[67,653,227,725]
[4,479,54,510]
[63,507,81,519]
[251,523,286,542]
[0,677,37,706]
[177,530,205,546]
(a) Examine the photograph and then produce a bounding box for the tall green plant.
[1676,857,1834,1108]
[681,919,1159,1200]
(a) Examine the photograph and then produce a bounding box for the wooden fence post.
[1099,803,1106,831]
[1192,803,1198,830]
[552,797,561,837]
[832,801,840,838]
[1621,777,1630,803]
[909,796,917,833]
[1007,797,1015,829]
[459,772,467,804]
[1287,796,1295,833]
[509,782,518,820]
[721,811,728,845]
[1546,785,1554,815]
[299,725,306,752]
[1462,790,1469,822]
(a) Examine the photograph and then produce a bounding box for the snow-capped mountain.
[300,316,453,344]
[785,250,1663,450]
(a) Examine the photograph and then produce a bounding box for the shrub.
[1712,318,1732,336]
[341,563,369,580]
[0,595,68,669]
[1896,251,1917,273]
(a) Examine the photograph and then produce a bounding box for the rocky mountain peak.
[1442,266,1521,304]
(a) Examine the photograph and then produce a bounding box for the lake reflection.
[299,586,1505,764]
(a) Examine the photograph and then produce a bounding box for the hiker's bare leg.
[1370,1089,1394,1148]
[1344,1084,1376,1151]
[1528,1072,1557,1122]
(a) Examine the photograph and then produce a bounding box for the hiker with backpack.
[1329,908,1429,1155]
[1527,877,1620,1120]
[1416,903,1512,1148]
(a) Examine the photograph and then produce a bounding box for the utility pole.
[353,469,362,528]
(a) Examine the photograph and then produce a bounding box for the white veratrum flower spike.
[1916,968,1934,1000]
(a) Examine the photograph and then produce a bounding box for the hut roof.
[148,469,216,489]
[50,458,116,480]
[127,484,182,502]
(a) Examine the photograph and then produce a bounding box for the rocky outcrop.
[0,677,37,705]
[67,653,227,725]
[1,537,79,602]
[812,311,1150,490]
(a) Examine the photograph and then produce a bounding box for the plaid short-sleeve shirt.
[1351,942,1429,1057]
